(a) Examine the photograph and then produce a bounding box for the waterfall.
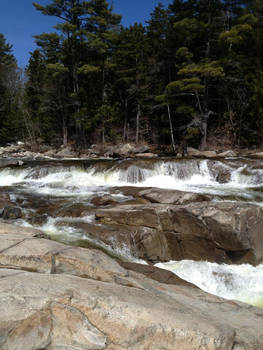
[156,260,263,307]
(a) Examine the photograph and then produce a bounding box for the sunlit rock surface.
[0,223,263,350]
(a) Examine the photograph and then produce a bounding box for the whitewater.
[1,157,263,307]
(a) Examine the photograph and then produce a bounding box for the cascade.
[1,157,263,307]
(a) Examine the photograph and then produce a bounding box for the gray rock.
[218,150,237,157]
[96,201,263,265]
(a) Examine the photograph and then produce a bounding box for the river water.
[1,156,263,307]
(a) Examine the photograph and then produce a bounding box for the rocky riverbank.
[1,141,263,160]
[0,221,263,350]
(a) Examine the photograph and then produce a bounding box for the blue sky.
[0,0,171,67]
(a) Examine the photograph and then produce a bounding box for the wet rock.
[0,159,22,168]
[207,161,232,183]
[91,195,119,206]
[55,203,94,217]
[96,202,263,265]
[1,206,22,220]
[0,193,15,209]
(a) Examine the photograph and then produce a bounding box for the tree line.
[1,0,263,151]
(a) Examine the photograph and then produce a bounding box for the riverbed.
[1,156,263,307]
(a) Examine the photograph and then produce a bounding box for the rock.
[0,193,15,209]
[134,145,150,154]
[88,147,101,155]
[56,147,75,158]
[0,221,43,237]
[139,188,211,204]
[55,203,94,217]
[43,149,57,158]
[187,148,217,158]
[200,150,217,158]
[0,223,263,349]
[120,261,197,288]
[0,159,22,168]
[207,161,232,183]
[1,206,22,220]
[136,153,158,158]
[250,151,263,158]
[218,150,237,157]
[96,202,263,265]
[187,147,203,157]
[91,195,119,206]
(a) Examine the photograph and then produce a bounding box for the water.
[156,260,263,307]
[1,157,263,306]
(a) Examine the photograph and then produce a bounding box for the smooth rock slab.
[1,269,263,350]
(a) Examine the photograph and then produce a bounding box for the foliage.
[1,0,263,149]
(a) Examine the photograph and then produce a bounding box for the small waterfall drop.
[156,260,263,307]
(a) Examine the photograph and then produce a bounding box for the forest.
[1,0,263,152]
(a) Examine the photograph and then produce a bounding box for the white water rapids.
[1,157,263,307]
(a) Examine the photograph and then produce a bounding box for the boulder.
[96,202,263,265]
[139,188,211,204]
[187,147,203,157]
[250,151,263,158]
[0,159,22,168]
[0,193,15,209]
[136,153,158,158]
[218,150,237,157]
[1,206,22,220]
[91,195,119,206]
[134,145,150,154]
[187,148,217,158]
[56,147,75,158]
[106,143,136,157]
[207,161,232,183]
[200,150,217,158]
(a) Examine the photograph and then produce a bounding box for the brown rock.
[218,150,237,157]
[0,268,263,349]
[0,223,263,349]
[139,188,211,204]
[120,261,197,288]
[136,152,158,158]
[91,195,119,206]
[96,202,263,264]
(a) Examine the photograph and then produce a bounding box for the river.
[1,156,263,307]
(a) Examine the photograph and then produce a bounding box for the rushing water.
[1,157,263,306]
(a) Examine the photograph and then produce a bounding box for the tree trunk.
[101,122,105,153]
[136,103,140,144]
[63,118,68,147]
[199,117,207,151]
[167,104,176,153]
[123,98,128,142]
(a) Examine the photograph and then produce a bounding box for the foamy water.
[156,260,263,307]
[1,158,263,306]
[1,159,263,200]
